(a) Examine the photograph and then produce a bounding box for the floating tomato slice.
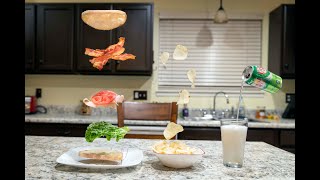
[91,90,117,106]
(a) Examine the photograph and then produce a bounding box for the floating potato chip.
[160,52,170,66]
[187,69,196,88]
[173,45,188,60]
[81,10,127,30]
[176,89,190,105]
[163,122,184,140]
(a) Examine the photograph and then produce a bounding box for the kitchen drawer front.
[247,129,278,146]
[178,127,221,140]
[280,130,295,146]
[25,123,87,137]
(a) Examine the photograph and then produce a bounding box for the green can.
[242,65,282,93]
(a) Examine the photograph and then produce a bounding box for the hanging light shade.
[214,0,228,23]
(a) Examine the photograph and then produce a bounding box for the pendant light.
[214,0,228,23]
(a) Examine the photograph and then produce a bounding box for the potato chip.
[176,89,190,105]
[160,52,170,66]
[152,140,196,154]
[187,69,196,88]
[163,122,184,140]
[173,45,188,60]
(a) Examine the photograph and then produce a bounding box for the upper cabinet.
[25,3,154,76]
[37,4,75,73]
[25,5,35,73]
[75,4,113,74]
[112,4,153,75]
[268,4,295,79]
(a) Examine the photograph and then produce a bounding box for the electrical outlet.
[285,93,295,103]
[134,91,147,100]
[36,88,42,98]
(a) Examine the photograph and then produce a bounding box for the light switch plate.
[134,91,147,100]
[285,93,295,103]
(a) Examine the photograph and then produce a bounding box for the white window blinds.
[157,19,264,97]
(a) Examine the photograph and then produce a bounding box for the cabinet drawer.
[178,127,220,140]
[25,123,87,137]
[247,129,277,146]
[280,130,295,146]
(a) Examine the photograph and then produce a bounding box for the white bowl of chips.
[152,140,204,169]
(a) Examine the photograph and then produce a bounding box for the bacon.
[89,54,112,70]
[85,37,136,70]
[112,53,136,61]
[105,37,125,53]
[85,48,105,57]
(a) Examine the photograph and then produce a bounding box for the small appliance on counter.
[282,94,295,119]
[25,96,37,114]
[25,96,47,114]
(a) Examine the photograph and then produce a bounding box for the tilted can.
[242,65,282,93]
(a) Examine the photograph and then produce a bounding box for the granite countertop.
[25,113,295,129]
[25,136,295,179]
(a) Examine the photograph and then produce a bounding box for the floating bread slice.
[79,149,123,161]
[163,122,184,140]
[81,10,127,30]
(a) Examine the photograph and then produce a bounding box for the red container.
[25,96,37,114]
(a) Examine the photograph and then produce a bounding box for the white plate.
[56,146,143,169]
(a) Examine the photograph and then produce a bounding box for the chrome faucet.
[213,91,230,118]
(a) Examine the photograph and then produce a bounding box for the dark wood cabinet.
[247,129,279,146]
[178,127,295,154]
[36,4,75,73]
[268,4,295,79]
[25,123,88,137]
[75,4,113,74]
[25,3,153,75]
[25,5,35,73]
[279,129,295,153]
[178,127,221,140]
[112,4,153,75]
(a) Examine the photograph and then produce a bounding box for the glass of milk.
[220,118,248,168]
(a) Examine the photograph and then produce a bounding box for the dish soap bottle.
[182,104,189,118]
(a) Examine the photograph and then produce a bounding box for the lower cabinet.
[279,130,295,154]
[178,127,295,154]
[25,123,295,154]
[25,123,88,137]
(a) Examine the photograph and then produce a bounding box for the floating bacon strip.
[84,48,105,57]
[85,37,136,70]
[83,90,124,109]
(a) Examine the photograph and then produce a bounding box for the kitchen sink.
[183,116,270,123]
[184,114,219,121]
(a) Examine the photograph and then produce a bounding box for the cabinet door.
[282,5,295,78]
[268,4,295,79]
[76,4,113,74]
[178,127,221,140]
[25,5,35,73]
[247,129,278,146]
[36,4,74,73]
[113,4,153,75]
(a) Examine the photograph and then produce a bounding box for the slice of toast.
[79,149,123,161]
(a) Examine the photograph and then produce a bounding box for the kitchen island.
[25,113,296,153]
[25,136,295,179]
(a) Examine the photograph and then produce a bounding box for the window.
[157,19,263,97]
